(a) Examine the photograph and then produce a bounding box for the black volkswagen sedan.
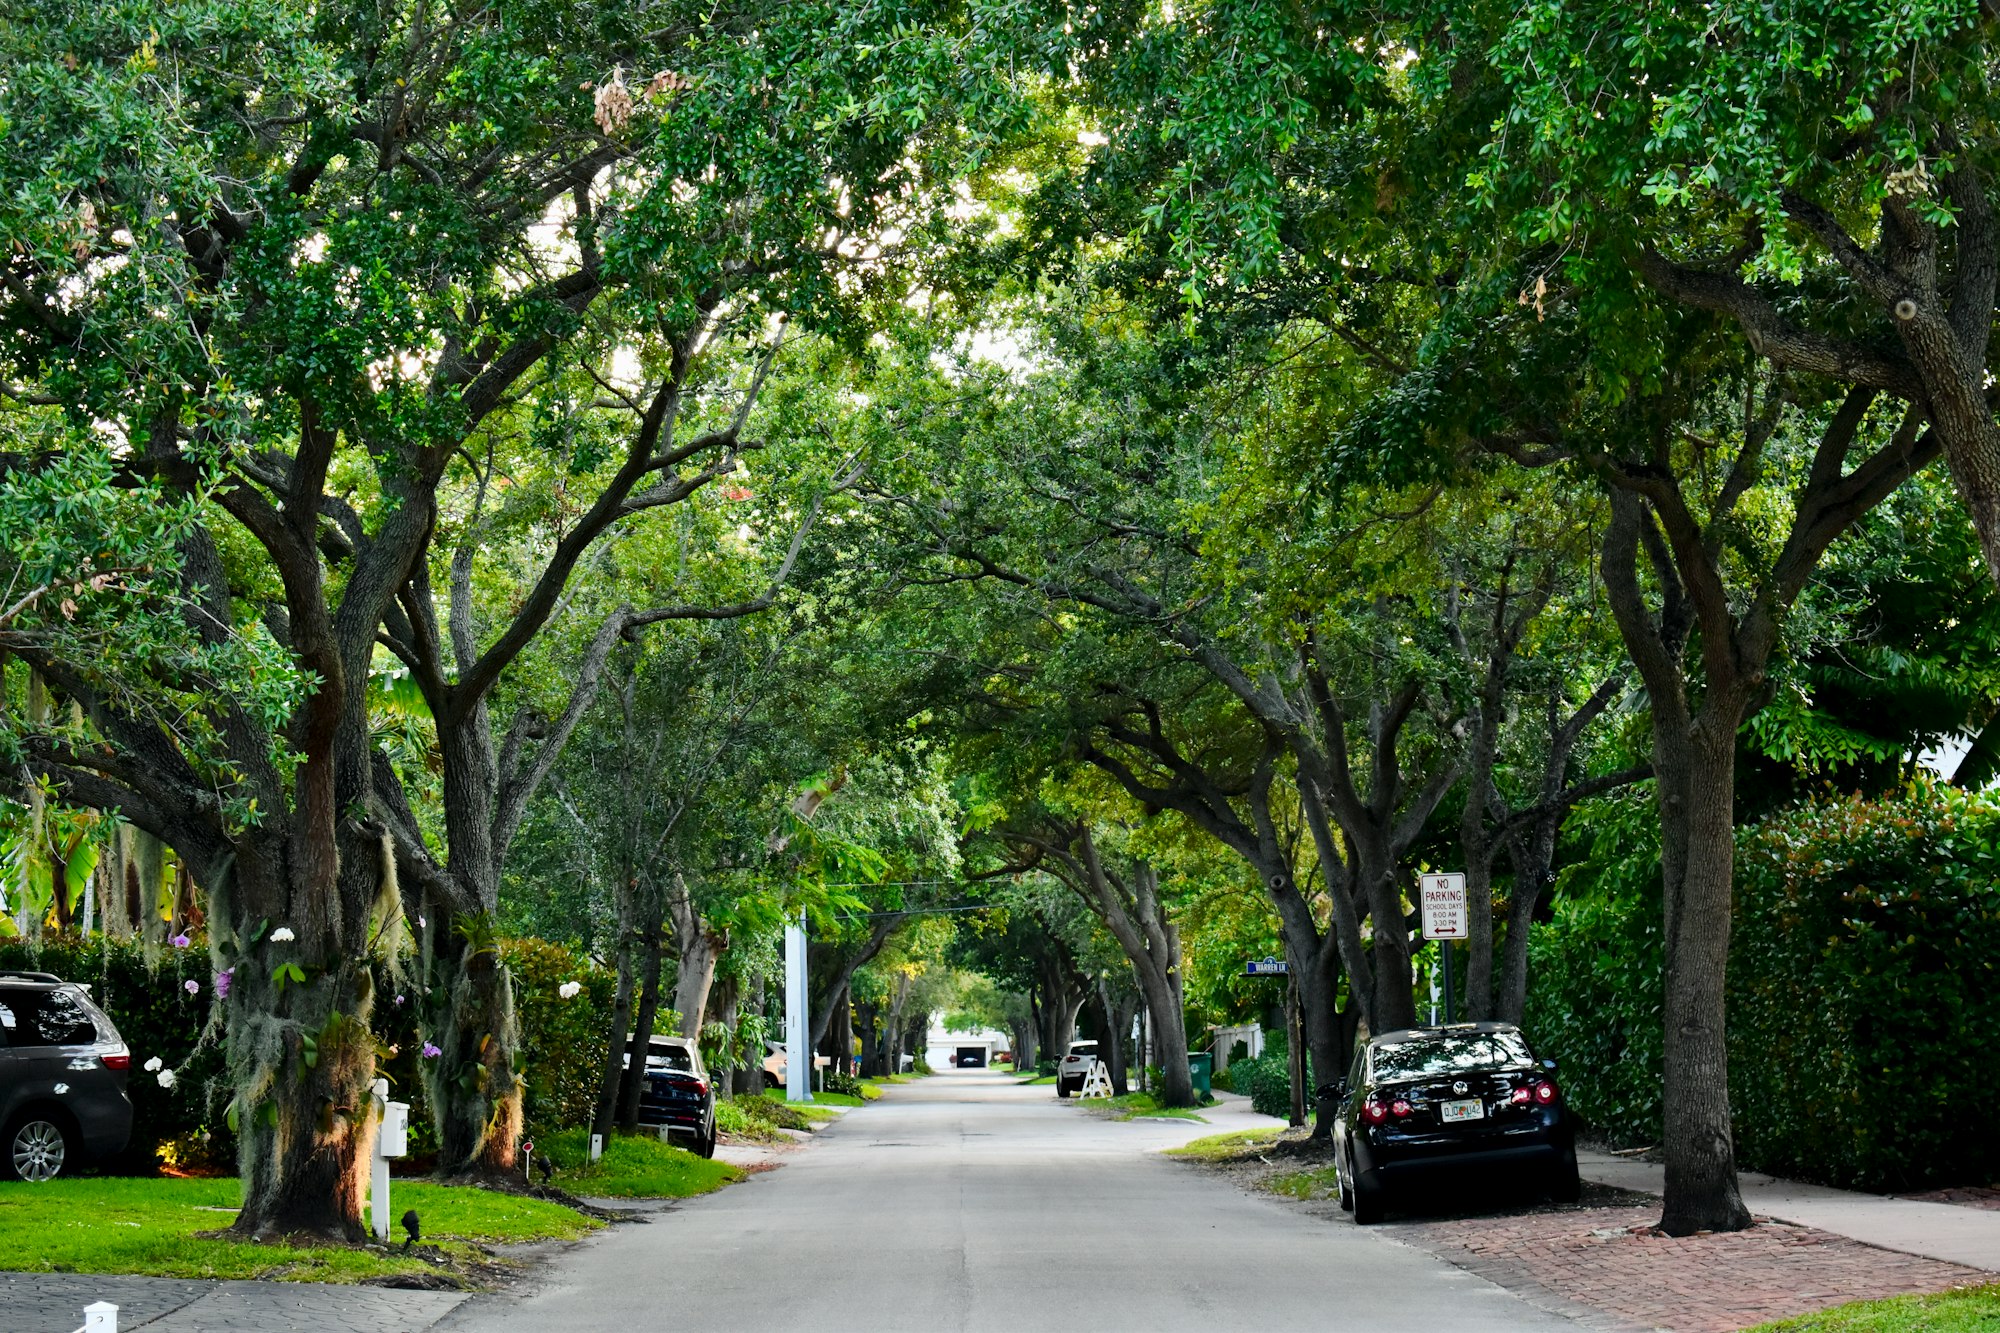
[1329,1022,1578,1223]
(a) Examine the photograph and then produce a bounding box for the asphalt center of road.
[440,1068,1573,1333]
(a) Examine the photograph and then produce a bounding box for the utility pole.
[785,911,811,1103]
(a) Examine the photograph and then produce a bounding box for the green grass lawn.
[1748,1286,2000,1331]
[1018,1073,1057,1085]
[0,1175,597,1284]
[1162,1128,1287,1161]
[539,1130,742,1198]
[809,1089,872,1107]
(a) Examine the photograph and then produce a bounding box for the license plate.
[1440,1098,1484,1123]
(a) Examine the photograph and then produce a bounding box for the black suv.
[632,1034,716,1158]
[1329,1022,1578,1224]
[0,972,133,1181]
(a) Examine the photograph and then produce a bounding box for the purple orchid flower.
[214,968,233,1000]
[421,1042,442,1059]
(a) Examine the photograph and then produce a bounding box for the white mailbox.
[379,1100,411,1158]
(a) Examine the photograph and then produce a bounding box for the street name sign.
[1245,957,1289,976]
[1418,873,1468,941]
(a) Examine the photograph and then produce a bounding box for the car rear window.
[0,987,99,1046]
[1370,1031,1534,1081]
[645,1045,693,1071]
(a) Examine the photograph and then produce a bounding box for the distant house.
[926,1024,1009,1069]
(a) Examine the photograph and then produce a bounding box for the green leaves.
[269,960,307,993]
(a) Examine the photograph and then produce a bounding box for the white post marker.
[785,911,812,1103]
[368,1077,411,1242]
[76,1301,117,1333]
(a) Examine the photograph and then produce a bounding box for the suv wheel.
[1055,1078,1071,1099]
[5,1114,71,1183]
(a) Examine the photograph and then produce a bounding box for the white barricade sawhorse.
[1079,1059,1114,1099]
[76,1301,117,1332]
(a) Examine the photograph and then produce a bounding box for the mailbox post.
[369,1077,411,1242]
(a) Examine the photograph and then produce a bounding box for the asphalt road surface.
[441,1069,1575,1332]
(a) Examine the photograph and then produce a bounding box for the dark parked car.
[0,971,133,1181]
[632,1034,716,1158]
[1328,1022,1577,1224]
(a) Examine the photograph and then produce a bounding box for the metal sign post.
[1417,873,1469,1025]
[784,911,811,1103]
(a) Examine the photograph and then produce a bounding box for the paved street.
[440,1069,1574,1333]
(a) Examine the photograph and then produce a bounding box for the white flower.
[557,981,582,1000]
[156,1069,176,1089]
[143,1056,163,1073]
[269,926,296,942]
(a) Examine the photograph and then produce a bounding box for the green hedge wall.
[1527,784,2000,1193]
[0,933,613,1172]
[0,936,232,1170]
[1226,1030,1308,1120]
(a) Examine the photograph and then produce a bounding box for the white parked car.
[1056,1040,1098,1098]
[761,1040,831,1090]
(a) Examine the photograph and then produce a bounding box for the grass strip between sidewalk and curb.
[540,1129,743,1198]
[1746,1284,2000,1331]
[0,1176,597,1284]
[1162,1128,1289,1160]
[1076,1091,1211,1122]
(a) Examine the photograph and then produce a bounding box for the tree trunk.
[666,874,723,1041]
[1653,715,1753,1235]
[1009,1017,1037,1075]
[1091,986,1128,1096]
[855,999,881,1078]
[221,830,391,1241]
[738,973,766,1092]
[616,923,668,1132]
[591,946,636,1143]
[422,920,522,1180]
[828,982,853,1075]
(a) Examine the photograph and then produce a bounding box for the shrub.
[1227,1030,1306,1120]
[820,1068,863,1098]
[1730,787,2000,1191]
[0,932,613,1173]
[1528,783,2000,1192]
[502,938,616,1141]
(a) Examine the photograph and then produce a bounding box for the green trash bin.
[1188,1052,1213,1100]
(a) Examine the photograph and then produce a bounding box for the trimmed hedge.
[1528,784,2000,1193]
[0,935,232,1170]
[1227,1030,1307,1119]
[0,933,612,1173]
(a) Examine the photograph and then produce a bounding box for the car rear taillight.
[1361,1094,1389,1124]
[692,1079,709,1097]
[102,1053,130,1071]
[1533,1079,1558,1105]
[1509,1085,1532,1105]
[1390,1099,1413,1118]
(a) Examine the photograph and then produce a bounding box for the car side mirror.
[1315,1079,1347,1101]
[1542,1058,1559,1072]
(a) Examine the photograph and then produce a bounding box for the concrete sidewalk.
[1580,1149,2000,1273]
[3,1271,467,1333]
